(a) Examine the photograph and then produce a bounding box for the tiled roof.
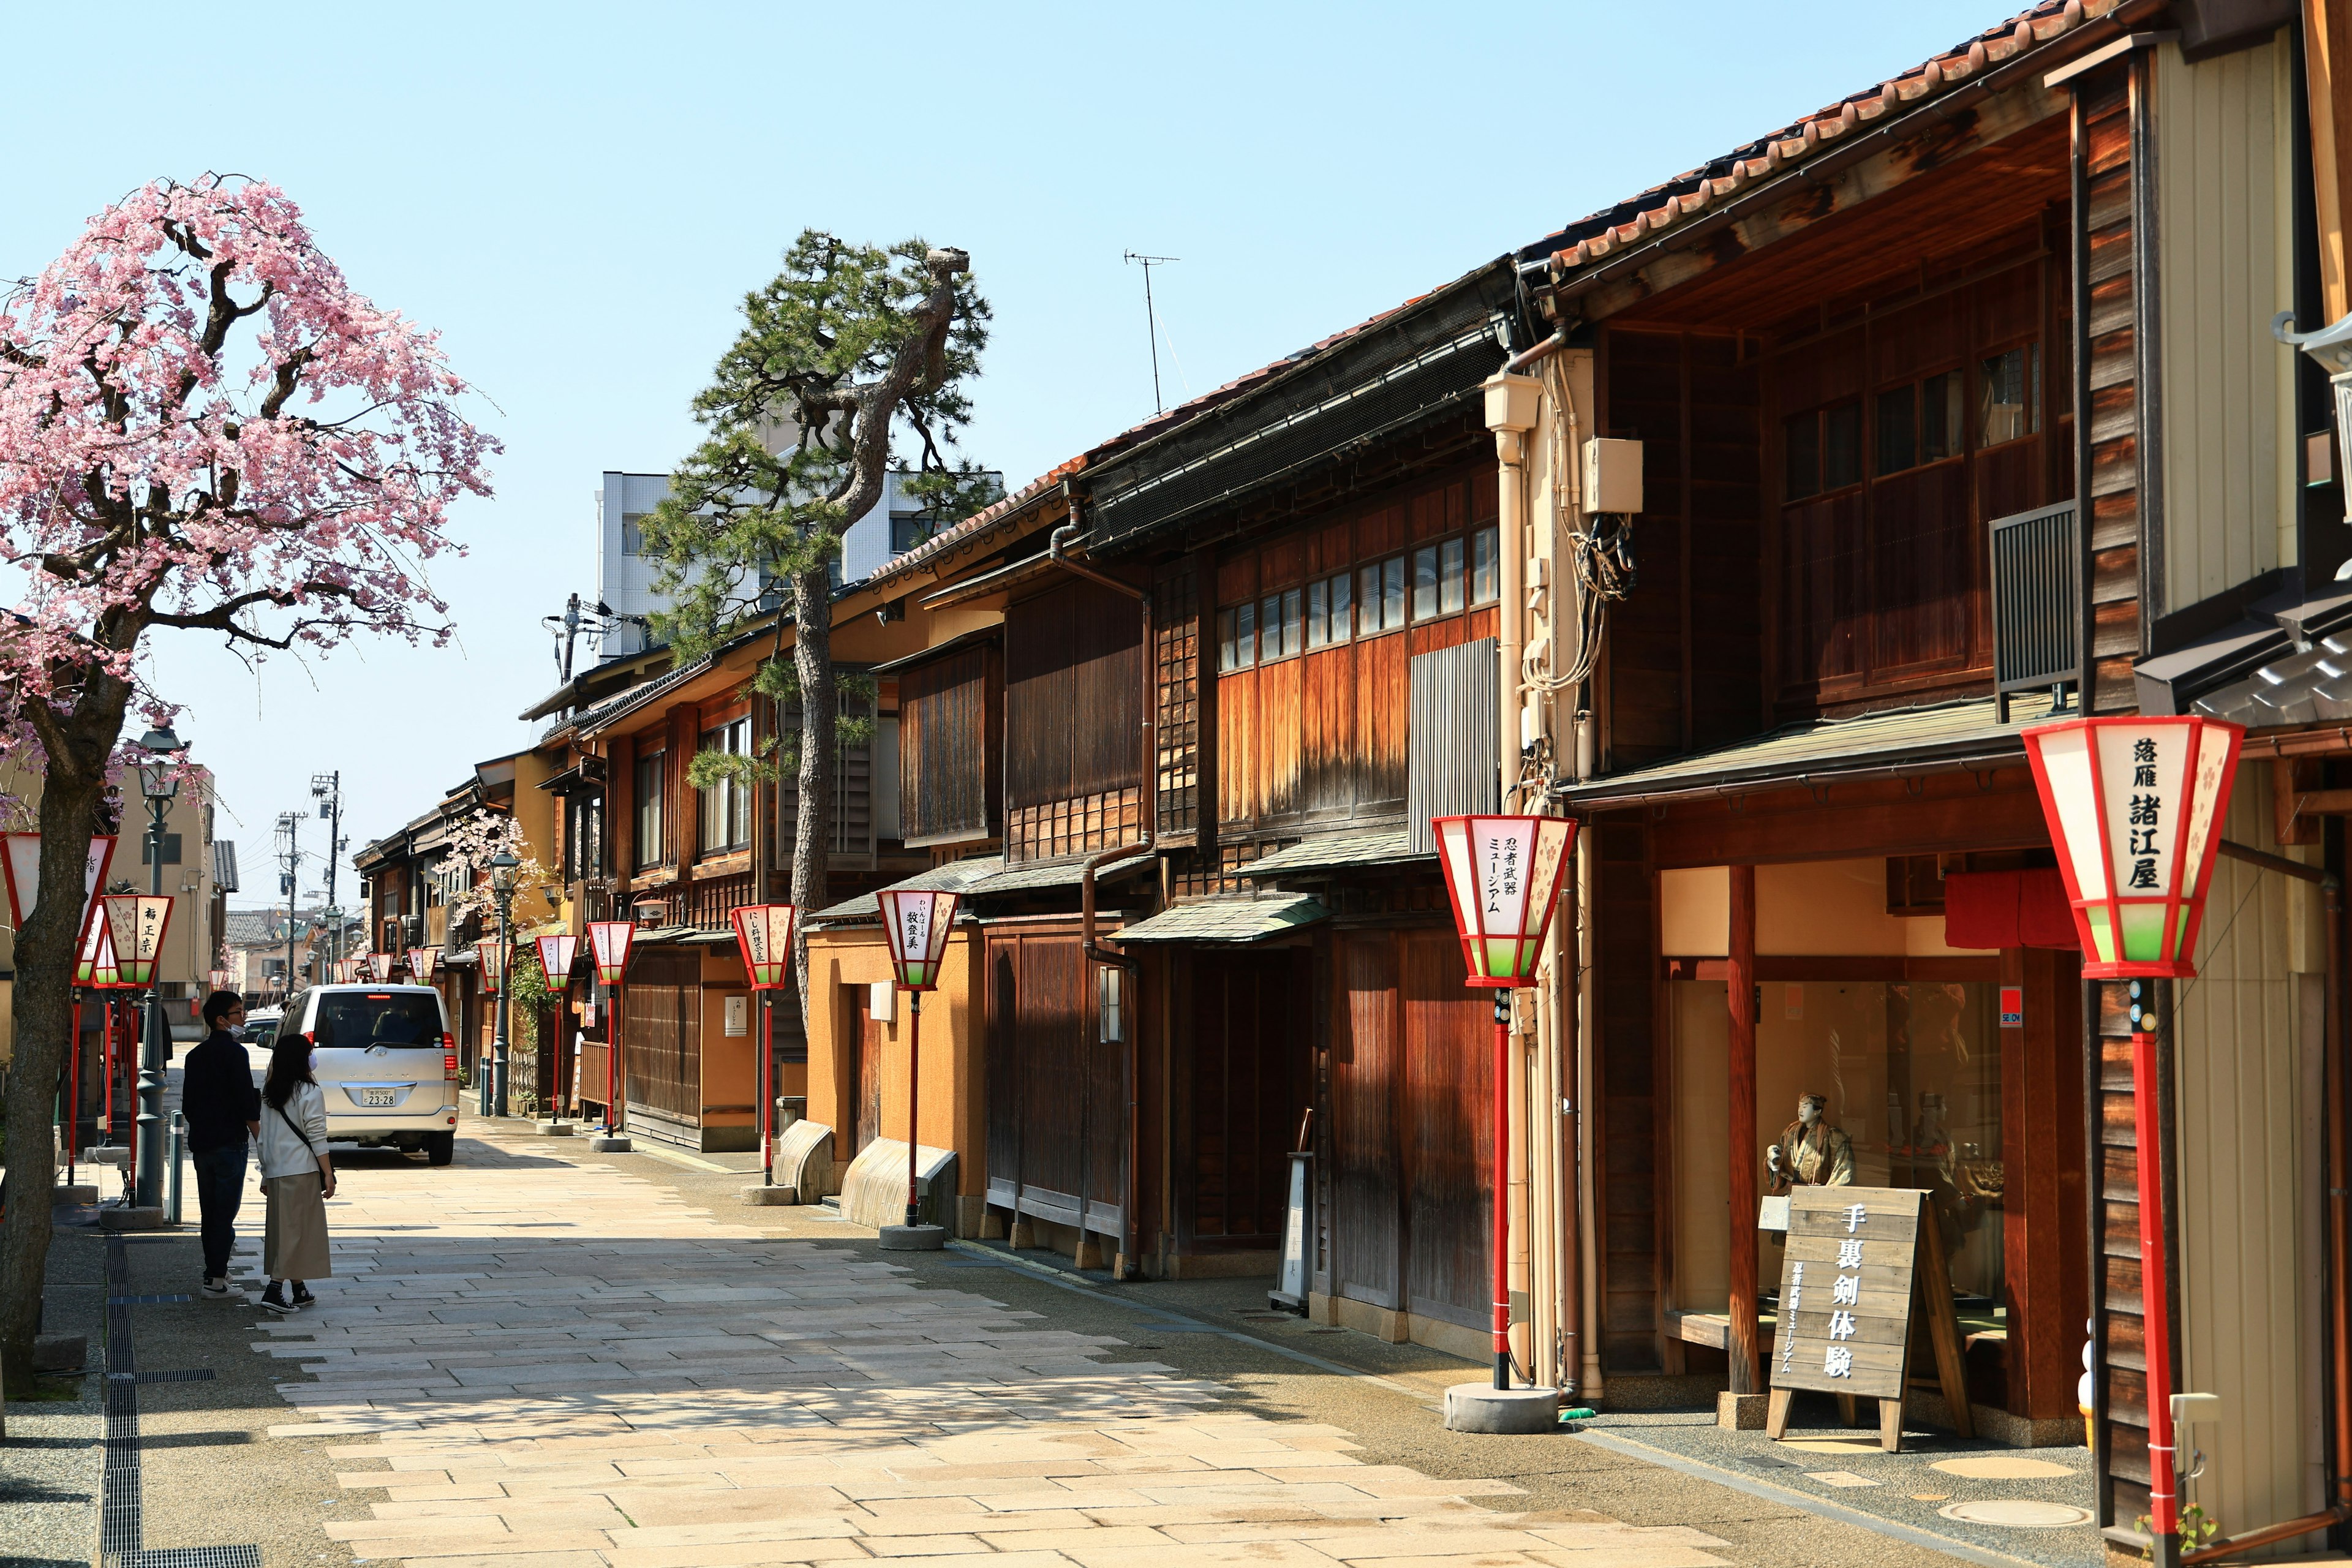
[809,856,1006,924]
[1530,1,2122,283]
[1552,690,2059,809]
[966,850,1155,898]
[1114,895,1327,944]
[2196,631,2352,728]
[1241,829,1426,878]
[211,839,239,895]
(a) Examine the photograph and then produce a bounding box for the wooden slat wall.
[1178,949,1308,1247]
[899,643,1000,844]
[1401,929,1492,1331]
[624,946,700,1122]
[2080,62,2144,711]
[2092,980,2157,1530]
[982,927,1126,1239]
[1596,810,1663,1370]
[1214,465,1496,840]
[777,684,878,868]
[1328,932,1403,1310]
[1005,578,1143,864]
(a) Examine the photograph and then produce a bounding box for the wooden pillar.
[1727,864,1761,1393]
[2002,946,2091,1420]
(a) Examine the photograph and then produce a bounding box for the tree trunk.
[2,687,128,1394]
[789,564,835,1046]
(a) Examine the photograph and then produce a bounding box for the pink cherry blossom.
[0,173,497,785]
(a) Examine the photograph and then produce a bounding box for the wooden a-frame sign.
[1765,1185,1973,1453]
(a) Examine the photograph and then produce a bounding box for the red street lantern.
[333,957,363,984]
[2019,714,2244,1561]
[75,914,125,989]
[587,921,635,1136]
[2021,715,2244,978]
[876,889,960,1232]
[101,894,172,989]
[1431,814,1577,1398]
[478,939,504,994]
[407,946,442,986]
[878,889,957,992]
[535,933,578,986]
[729,905,799,1189]
[367,951,395,984]
[1,832,115,933]
[730,903,797,990]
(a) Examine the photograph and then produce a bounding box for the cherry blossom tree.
[439,806,556,924]
[0,176,495,1390]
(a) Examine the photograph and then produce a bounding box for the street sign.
[1999,986,2024,1028]
[1765,1185,1973,1452]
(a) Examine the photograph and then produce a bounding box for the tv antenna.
[1124,252,1180,415]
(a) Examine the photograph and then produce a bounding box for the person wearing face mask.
[257,1033,335,1314]
[184,990,262,1297]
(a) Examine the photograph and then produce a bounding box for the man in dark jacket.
[184,991,261,1296]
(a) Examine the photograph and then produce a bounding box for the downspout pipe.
[1502,325,1569,375]
[1047,482,1155,1278]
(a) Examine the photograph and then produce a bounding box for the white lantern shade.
[730,904,797,990]
[334,957,363,984]
[1431,815,1577,987]
[407,946,441,984]
[587,919,634,986]
[536,933,579,988]
[368,951,395,984]
[101,893,172,987]
[877,889,959,991]
[4,833,116,935]
[75,911,123,988]
[2022,715,2244,977]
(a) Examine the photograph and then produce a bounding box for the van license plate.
[361,1088,396,1107]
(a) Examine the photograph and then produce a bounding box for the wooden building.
[1520,0,2346,1550]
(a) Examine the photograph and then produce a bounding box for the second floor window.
[1218,600,1257,672]
[699,717,752,853]
[1306,570,1352,649]
[1785,401,1863,502]
[564,791,605,883]
[1259,587,1303,662]
[1357,554,1407,634]
[634,752,665,869]
[1980,345,2040,446]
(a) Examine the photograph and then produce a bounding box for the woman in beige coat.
[257,1035,334,1314]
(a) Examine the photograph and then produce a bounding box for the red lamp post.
[2021,714,2243,1568]
[729,904,799,1188]
[588,921,635,1137]
[9,834,118,1187]
[535,935,578,1117]
[1431,814,1576,1393]
[877,889,958,1232]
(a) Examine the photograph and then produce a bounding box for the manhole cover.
[1939,1500,2095,1528]
[1931,1456,2077,1479]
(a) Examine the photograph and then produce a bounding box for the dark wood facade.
[1005,579,1145,865]
[898,641,1001,846]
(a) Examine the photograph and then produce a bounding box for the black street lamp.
[488,850,520,1120]
[132,723,186,1209]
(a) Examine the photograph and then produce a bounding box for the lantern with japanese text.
[100,894,172,988]
[730,904,797,990]
[535,933,577,986]
[876,888,960,1236]
[333,957,363,984]
[1,832,115,933]
[1431,813,1578,1405]
[587,921,635,1136]
[478,938,503,994]
[2021,715,2244,978]
[368,950,395,984]
[877,889,957,992]
[729,904,799,1189]
[1432,815,1577,986]
[407,946,441,986]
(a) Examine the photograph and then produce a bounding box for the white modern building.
[594,469,976,663]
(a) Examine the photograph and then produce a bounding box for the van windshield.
[314,992,443,1049]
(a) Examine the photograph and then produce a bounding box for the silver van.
[278,984,460,1165]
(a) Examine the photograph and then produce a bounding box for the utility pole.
[275,812,301,999]
[311,772,344,970]
[1124,252,1179,415]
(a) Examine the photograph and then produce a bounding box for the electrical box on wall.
[1583,437,1643,515]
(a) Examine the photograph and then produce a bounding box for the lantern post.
[587,920,635,1148]
[730,905,799,1189]
[535,934,579,1123]
[5,833,114,1189]
[475,934,505,1117]
[876,889,959,1248]
[1431,814,1575,1429]
[132,726,186,1208]
[2021,714,2243,1568]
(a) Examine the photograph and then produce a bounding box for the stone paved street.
[244,1128,1734,1568]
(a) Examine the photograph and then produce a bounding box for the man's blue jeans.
[191,1142,247,1281]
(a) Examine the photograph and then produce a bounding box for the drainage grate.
[135,1369,217,1384]
[100,1235,142,1568]
[107,1294,191,1306]
[133,1548,263,1568]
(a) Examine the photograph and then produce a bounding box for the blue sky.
[0,0,2016,905]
